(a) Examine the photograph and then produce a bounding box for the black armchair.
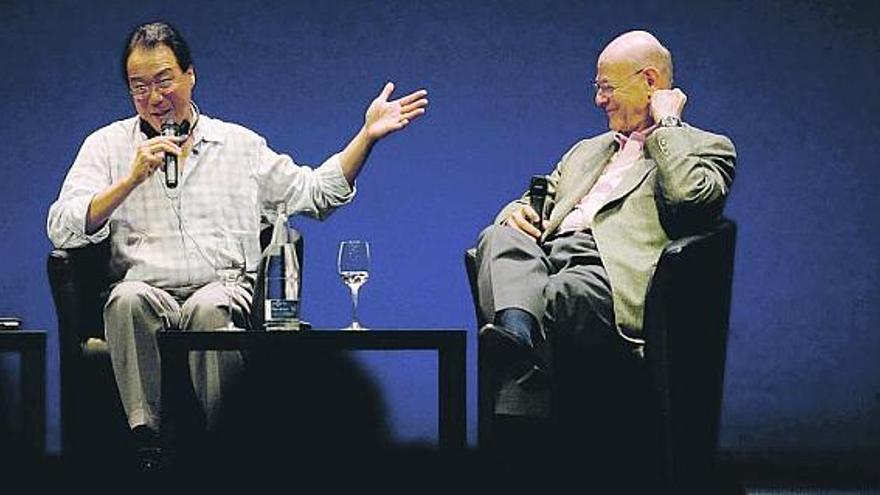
[46,226,303,460]
[464,219,736,490]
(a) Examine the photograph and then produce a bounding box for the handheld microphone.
[161,118,179,189]
[529,175,548,226]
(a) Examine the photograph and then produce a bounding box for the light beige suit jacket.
[494,123,736,342]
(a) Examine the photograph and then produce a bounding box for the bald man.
[475,31,736,419]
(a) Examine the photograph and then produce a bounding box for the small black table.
[158,329,466,449]
[0,330,46,456]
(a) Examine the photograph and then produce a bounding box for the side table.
[0,330,46,457]
[158,329,466,449]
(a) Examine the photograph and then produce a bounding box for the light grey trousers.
[475,225,617,417]
[475,225,614,337]
[103,280,252,432]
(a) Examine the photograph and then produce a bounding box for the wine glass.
[215,234,247,330]
[337,240,370,330]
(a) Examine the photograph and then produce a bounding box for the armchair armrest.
[642,219,737,485]
[47,241,111,350]
[463,247,486,329]
[642,219,736,362]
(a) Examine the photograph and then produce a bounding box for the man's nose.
[148,87,165,106]
[595,91,608,108]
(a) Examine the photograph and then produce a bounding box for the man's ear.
[642,67,661,89]
[186,67,196,87]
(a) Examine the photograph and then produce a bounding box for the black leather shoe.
[131,425,164,472]
[514,364,551,392]
[479,324,550,389]
[137,446,164,472]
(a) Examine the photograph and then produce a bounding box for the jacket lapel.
[598,157,655,211]
[544,134,616,237]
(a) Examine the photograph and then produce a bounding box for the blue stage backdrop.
[1,0,878,456]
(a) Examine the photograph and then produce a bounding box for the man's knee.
[181,285,229,331]
[104,281,170,336]
[477,224,508,251]
[106,281,154,311]
[544,276,587,320]
[476,224,538,263]
[182,303,225,332]
[543,274,613,334]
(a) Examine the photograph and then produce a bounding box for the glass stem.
[226,283,235,330]
[350,287,360,326]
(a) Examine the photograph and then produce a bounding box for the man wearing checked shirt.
[47,21,427,466]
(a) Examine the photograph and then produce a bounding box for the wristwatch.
[657,115,682,128]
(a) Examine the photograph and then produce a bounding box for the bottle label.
[266,299,299,320]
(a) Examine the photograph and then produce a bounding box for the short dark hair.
[121,21,193,85]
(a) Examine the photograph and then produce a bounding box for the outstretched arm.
[338,81,429,185]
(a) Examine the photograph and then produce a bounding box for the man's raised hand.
[363,82,428,141]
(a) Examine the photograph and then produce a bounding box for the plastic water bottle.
[261,204,300,330]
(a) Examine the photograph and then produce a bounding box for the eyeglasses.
[129,74,179,100]
[593,68,645,97]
